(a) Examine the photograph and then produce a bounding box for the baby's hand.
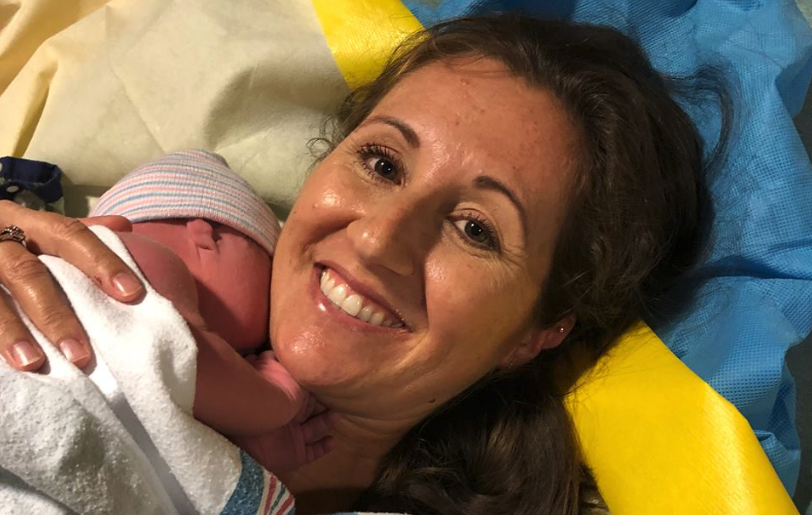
[245,351,305,416]
[231,391,338,473]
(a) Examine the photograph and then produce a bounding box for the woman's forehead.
[370,59,579,176]
[366,59,580,246]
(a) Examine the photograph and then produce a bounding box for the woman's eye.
[357,144,402,183]
[367,156,398,180]
[453,218,498,250]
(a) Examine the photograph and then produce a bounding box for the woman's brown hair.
[315,13,729,515]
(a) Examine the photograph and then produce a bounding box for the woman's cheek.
[274,324,340,388]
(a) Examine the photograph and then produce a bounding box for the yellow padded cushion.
[312,2,798,513]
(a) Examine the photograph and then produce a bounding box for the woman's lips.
[319,267,404,328]
[311,265,408,332]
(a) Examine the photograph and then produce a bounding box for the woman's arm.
[0,201,145,371]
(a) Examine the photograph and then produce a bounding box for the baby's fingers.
[305,435,336,464]
[301,410,340,444]
[80,215,133,233]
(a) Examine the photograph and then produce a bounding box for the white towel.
[0,226,289,515]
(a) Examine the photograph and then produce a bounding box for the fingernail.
[113,273,142,297]
[11,341,42,368]
[59,338,89,364]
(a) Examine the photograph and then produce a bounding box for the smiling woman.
[271,59,585,511]
[272,58,578,402]
[266,14,726,515]
[0,13,728,515]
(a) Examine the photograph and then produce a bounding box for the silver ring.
[0,225,26,248]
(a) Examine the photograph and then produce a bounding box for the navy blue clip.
[0,156,63,203]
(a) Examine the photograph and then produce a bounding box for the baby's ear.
[499,316,575,370]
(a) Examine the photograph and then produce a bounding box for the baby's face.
[133,219,271,351]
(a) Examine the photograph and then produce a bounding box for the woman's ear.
[499,316,575,370]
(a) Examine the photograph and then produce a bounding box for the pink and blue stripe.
[220,451,295,515]
[91,150,281,256]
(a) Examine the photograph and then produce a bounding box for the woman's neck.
[278,413,415,514]
[278,447,376,514]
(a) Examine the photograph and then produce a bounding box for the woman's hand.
[0,200,145,371]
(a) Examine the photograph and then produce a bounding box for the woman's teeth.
[319,268,403,328]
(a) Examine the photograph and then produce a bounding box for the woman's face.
[270,58,580,421]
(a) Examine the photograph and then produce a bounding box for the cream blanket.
[0,0,349,215]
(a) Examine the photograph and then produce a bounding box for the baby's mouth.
[319,267,405,329]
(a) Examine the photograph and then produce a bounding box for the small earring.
[558,326,565,333]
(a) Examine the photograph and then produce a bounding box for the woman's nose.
[347,200,434,276]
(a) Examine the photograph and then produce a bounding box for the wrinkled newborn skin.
[118,218,339,474]
[119,220,303,438]
[131,218,271,352]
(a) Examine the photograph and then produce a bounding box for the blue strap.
[0,156,63,204]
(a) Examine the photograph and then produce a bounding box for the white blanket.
[0,226,290,515]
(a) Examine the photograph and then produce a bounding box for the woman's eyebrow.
[362,115,421,148]
[474,175,528,239]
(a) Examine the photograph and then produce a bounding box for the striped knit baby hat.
[91,150,281,255]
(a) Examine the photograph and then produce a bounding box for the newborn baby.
[90,149,332,473]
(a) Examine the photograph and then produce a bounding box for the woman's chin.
[272,328,357,389]
[270,284,408,390]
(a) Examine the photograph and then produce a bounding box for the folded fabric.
[0,226,291,515]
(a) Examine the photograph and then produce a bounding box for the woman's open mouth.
[317,266,406,329]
